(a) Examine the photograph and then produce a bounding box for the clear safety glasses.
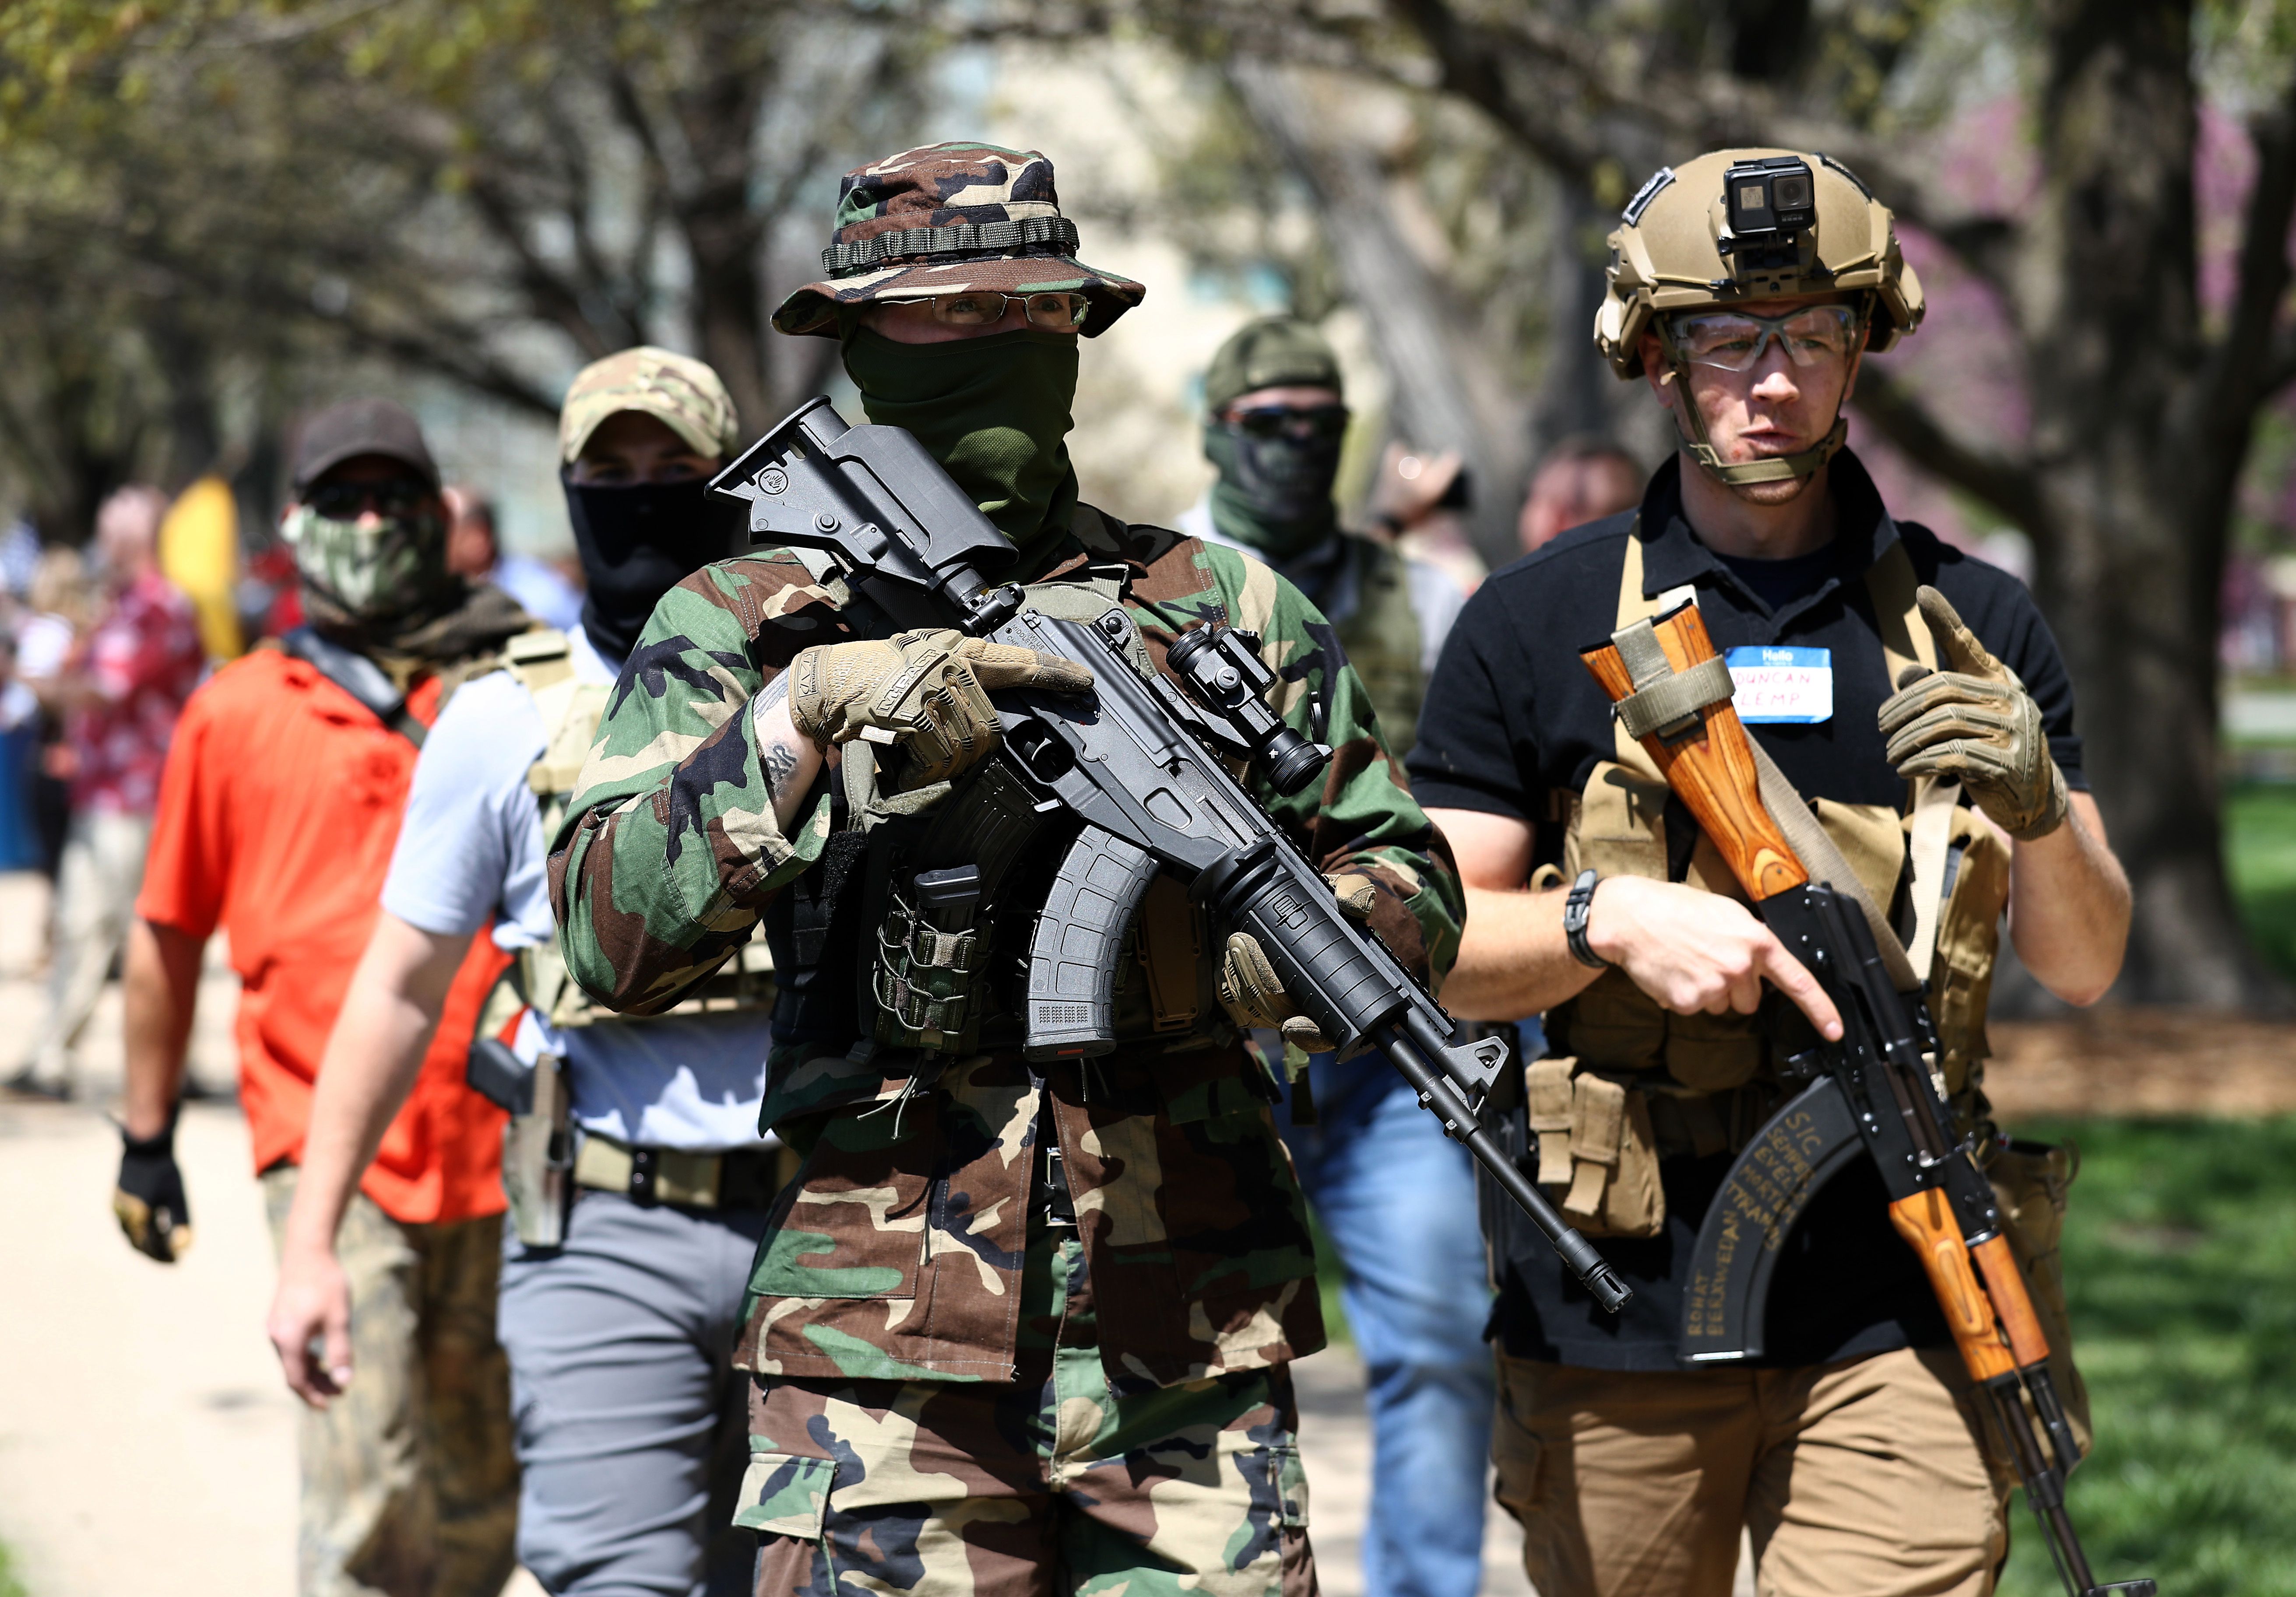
[901,290,1093,332]
[1667,304,1863,371]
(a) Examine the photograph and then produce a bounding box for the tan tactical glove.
[1877,586,2069,840]
[787,628,1094,787]
[1217,872,1380,1052]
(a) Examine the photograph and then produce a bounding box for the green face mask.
[841,324,1081,565]
[281,502,451,621]
[1202,419,1342,561]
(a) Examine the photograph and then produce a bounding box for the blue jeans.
[1276,1047,1500,1597]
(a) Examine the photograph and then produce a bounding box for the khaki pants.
[24,808,150,1092]
[263,1166,519,1597]
[1493,1347,2009,1597]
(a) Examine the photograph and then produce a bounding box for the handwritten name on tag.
[1726,646,1833,724]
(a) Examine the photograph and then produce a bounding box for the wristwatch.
[1564,868,1609,969]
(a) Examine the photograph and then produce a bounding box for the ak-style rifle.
[1580,597,2151,1597]
[709,395,1631,1315]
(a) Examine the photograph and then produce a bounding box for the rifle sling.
[1742,713,1922,994]
[282,625,426,749]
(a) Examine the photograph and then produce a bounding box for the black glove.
[115,1122,193,1263]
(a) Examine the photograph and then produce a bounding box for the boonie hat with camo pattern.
[772,141,1146,339]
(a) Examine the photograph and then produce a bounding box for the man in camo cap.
[552,141,1466,1595]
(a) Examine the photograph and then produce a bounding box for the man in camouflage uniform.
[550,142,1465,1596]
[1178,318,1488,1597]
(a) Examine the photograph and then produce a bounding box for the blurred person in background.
[270,350,778,1597]
[18,544,95,884]
[117,398,529,1597]
[1179,315,1490,1597]
[1517,436,1644,557]
[1370,442,1488,595]
[0,629,43,873]
[444,484,584,633]
[8,488,202,1101]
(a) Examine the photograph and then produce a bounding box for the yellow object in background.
[159,475,243,660]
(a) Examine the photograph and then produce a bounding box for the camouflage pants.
[263,1166,520,1597]
[742,1225,1316,1597]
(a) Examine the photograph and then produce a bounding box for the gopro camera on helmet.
[1719,155,1818,267]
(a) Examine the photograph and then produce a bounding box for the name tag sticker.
[1726,646,1832,724]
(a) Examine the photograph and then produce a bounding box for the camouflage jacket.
[549,503,1463,1394]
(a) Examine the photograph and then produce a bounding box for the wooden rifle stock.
[1579,602,1806,901]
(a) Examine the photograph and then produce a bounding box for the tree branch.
[1851,364,2046,538]
[2194,67,2296,439]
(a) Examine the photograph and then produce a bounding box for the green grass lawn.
[2227,782,2296,975]
[1998,1118,2296,1597]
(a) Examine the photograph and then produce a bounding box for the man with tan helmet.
[268,349,781,1594]
[1409,150,2131,1595]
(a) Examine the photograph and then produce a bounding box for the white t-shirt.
[381,624,773,1151]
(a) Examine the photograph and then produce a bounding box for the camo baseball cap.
[1204,317,1345,414]
[559,346,741,464]
[771,141,1146,339]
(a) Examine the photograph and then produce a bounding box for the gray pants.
[499,1189,768,1597]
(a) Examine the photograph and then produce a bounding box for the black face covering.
[1202,419,1345,559]
[563,477,743,661]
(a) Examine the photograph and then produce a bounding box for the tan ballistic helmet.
[1594,149,1923,485]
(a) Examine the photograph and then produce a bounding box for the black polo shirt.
[1409,449,2085,1371]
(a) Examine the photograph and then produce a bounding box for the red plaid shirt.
[67,570,205,814]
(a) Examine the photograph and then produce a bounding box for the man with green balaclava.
[1178,317,1465,760]
[1182,319,1491,1597]
[549,141,1465,1596]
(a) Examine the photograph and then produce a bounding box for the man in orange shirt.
[117,397,530,1597]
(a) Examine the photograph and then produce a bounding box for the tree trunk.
[673,60,774,435]
[1230,60,1534,563]
[2018,0,2282,1004]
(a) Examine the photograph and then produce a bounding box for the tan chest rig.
[1534,529,2011,1238]
[482,629,778,1042]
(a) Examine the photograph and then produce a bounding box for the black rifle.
[1583,598,2152,1597]
[711,395,1630,1315]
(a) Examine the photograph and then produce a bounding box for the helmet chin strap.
[1687,417,1847,486]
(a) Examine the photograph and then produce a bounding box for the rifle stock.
[1579,604,1807,901]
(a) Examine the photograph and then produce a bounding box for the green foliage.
[1999,1119,2296,1596]
[0,0,929,532]
[2227,783,2296,977]
[0,1533,25,1597]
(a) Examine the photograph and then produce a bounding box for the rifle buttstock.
[1579,603,1807,902]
